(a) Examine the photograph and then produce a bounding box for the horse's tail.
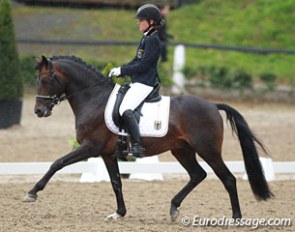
[216,103,274,201]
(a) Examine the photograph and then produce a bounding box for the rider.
[108,4,164,157]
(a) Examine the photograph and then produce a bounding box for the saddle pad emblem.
[104,84,170,137]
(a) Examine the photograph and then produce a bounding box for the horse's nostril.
[34,109,43,117]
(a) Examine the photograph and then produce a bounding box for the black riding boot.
[122,109,145,158]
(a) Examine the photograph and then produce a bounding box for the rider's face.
[138,19,153,32]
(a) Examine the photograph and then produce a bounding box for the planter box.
[0,98,23,129]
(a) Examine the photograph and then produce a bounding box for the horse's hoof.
[233,213,242,220]
[104,212,123,222]
[170,203,180,222]
[170,209,179,222]
[170,204,180,222]
[23,194,37,202]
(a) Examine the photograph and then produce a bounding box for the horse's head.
[34,56,66,118]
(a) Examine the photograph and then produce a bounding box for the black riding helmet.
[135,4,165,27]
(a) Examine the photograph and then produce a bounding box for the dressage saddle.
[112,83,162,130]
[112,83,161,160]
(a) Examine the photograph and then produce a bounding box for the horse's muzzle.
[34,107,52,118]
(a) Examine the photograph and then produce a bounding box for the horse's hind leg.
[201,153,242,219]
[170,146,207,222]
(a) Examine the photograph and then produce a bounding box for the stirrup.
[129,144,145,158]
[114,148,135,161]
[113,136,129,160]
[121,145,145,158]
[113,148,128,161]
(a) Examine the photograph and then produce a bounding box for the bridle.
[36,60,67,111]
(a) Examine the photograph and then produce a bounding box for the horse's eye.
[40,78,51,87]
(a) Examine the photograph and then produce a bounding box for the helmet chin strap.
[144,20,154,33]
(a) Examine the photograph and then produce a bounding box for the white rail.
[0,159,294,176]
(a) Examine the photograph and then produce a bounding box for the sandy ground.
[0,95,294,231]
[0,180,294,232]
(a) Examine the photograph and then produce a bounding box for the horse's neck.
[56,59,114,127]
[66,80,113,126]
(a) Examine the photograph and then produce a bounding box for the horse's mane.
[50,55,114,88]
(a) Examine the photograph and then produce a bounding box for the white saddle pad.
[104,84,170,137]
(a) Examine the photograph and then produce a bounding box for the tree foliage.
[0,0,23,100]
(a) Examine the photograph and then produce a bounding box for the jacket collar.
[144,28,157,37]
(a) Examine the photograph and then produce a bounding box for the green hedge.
[259,73,277,91]
[0,0,23,100]
[184,64,254,90]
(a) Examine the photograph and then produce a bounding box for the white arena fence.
[0,157,295,182]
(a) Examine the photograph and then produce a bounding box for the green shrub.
[183,66,198,79]
[208,66,233,89]
[196,65,211,87]
[0,0,23,100]
[183,65,209,87]
[197,65,253,90]
[196,65,208,78]
[158,62,173,87]
[20,55,36,86]
[229,68,253,89]
[259,72,277,91]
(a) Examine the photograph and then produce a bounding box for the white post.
[172,44,186,94]
[129,156,164,181]
[79,156,164,182]
[80,158,110,182]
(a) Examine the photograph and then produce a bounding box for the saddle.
[111,83,161,160]
[112,83,162,131]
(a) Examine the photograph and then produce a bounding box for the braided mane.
[49,55,114,90]
[50,55,106,78]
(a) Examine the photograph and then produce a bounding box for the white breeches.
[119,82,153,116]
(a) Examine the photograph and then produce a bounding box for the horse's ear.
[34,55,48,70]
[41,55,48,65]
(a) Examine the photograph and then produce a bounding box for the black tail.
[217,103,274,201]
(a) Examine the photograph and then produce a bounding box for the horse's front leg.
[102,155,126,222]
[23,144,95,202]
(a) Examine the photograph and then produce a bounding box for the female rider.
[108,4,164,157]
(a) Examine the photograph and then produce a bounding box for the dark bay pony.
[24,55,273,222]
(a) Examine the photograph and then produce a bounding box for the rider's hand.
[108,67,121,78]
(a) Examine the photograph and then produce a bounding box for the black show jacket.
[120,29,161,87]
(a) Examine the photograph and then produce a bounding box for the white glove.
[108,67,121,77]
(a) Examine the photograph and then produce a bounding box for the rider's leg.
[119,83,153,115]
[119,83,153,157]
[122,109,145,157]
